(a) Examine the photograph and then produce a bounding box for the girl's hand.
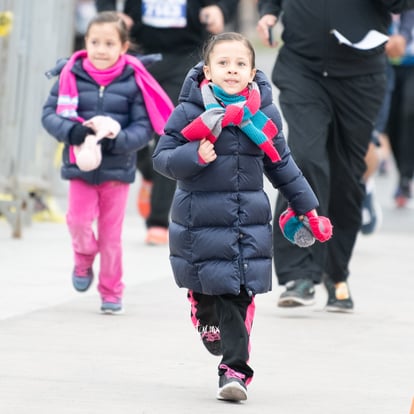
[198,138,217,163]
[83,116,121,140]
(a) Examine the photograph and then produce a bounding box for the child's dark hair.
[85,11,129,44]
[202,32,256,68]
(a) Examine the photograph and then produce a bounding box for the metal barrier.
[0,0,76,237]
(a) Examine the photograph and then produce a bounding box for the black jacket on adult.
[42,60,153,185]
[96,0,239,55]
[258,0,414,77]
[152,63,319,296]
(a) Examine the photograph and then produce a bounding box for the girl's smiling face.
[85,22,129,70]
[203,40,256,95]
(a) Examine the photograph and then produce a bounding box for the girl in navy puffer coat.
[153,32,330,402]
[42,12,173,314]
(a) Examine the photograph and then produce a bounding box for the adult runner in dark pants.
[257,0,414,312]
[96,0,239,245]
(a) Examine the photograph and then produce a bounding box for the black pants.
[137,53,200,229]
[386,65,414,182]
[272,57,386,284]
[188,288,255,383]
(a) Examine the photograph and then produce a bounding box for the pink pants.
[66,179,129,302]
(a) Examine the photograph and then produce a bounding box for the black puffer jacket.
[153,63,319,296]
[258,0,414,77]
[42,59,153,185]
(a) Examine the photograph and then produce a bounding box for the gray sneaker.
[278,279,315,307]
[217,375,247,402]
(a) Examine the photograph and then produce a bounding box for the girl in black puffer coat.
[153,33,331,402]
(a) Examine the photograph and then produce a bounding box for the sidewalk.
[1,168,414,414]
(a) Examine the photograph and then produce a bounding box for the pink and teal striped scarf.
[181,81,281,162]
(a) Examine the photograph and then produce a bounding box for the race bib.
[142,0,187,28]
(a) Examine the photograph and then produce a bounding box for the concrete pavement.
[1,168,414,414]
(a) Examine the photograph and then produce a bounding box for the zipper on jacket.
[98,85,105,112]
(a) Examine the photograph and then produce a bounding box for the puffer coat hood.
[153,62,319,296]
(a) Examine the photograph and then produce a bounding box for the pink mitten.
[74,135,102,172]
[83,116,121,140]
[303,211,333,242]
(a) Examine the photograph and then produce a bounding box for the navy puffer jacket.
[42,59,153,185]
[153,63,318,296]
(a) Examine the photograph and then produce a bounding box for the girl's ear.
[121,41,130,55]
[203,65,211,81]
[249,68,257,82]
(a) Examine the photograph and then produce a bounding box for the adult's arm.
[215,0,240,23]
[386,9,414,58]
[257,0,282,18]
[97,0,240,23]
[257,0,281,45]
[257,0,414,16]
[377,0,414,12]
[399,9,414,42]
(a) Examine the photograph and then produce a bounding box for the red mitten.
[303,211,333,242]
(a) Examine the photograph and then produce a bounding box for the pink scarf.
[56,50,174,134]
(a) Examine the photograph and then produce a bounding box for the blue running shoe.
[72,267,94,292]
[101,301,124,315]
